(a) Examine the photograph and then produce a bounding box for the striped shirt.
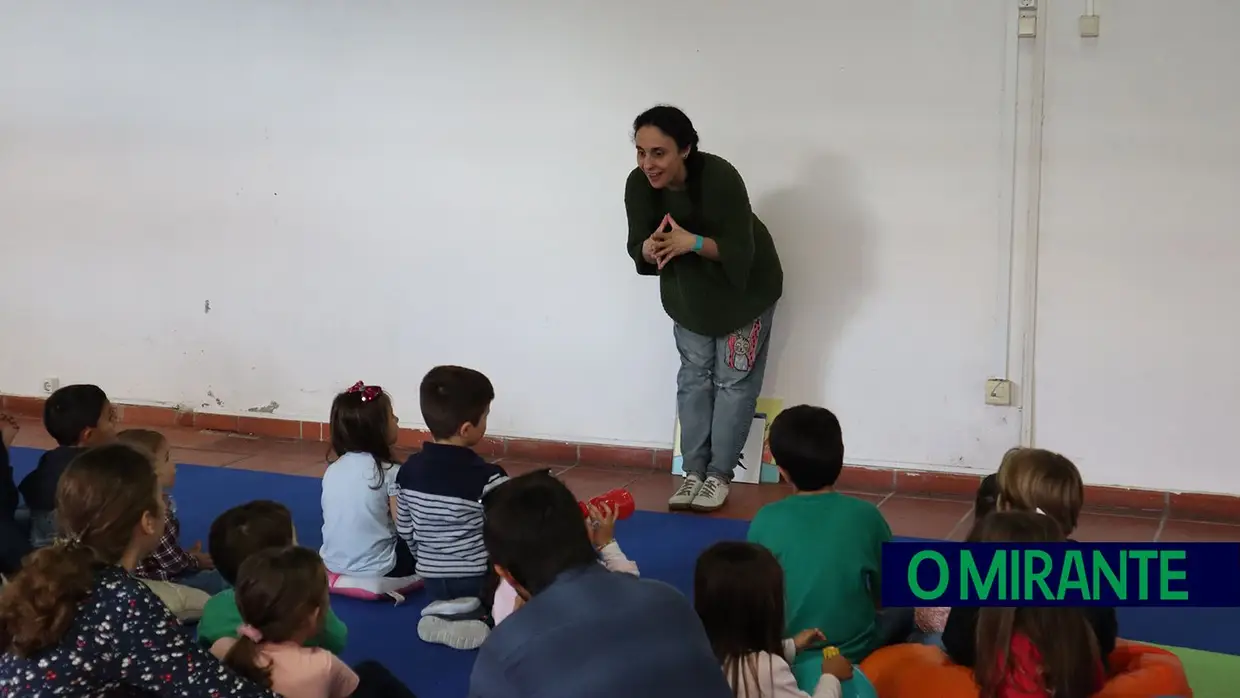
[395,442,508,579]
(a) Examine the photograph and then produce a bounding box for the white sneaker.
[690,475,730,512]
[421,597,482,618]
[417,615,490,650]
[668,474,704,511]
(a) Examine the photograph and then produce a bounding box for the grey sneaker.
[690,475,730,512]
[668,474,704,511]
[417,615,490,650]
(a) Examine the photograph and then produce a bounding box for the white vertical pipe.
[992,0,1024,383]
[1019,0,1050,446]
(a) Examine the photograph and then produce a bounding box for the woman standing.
[625,105,783,513]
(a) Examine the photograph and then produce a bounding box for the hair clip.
[347,381,383,403]
[238,624,264,643]
[1035,507,1047,516]
[55,534,83,549]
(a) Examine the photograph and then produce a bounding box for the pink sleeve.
[492,578,519,625]
[915,607,950,633]
[327,653,359,698]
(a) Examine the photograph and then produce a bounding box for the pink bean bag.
[327,572,423,603]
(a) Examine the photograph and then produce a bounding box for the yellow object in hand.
[822,646,840,659]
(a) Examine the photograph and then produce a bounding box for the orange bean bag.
[859,639,1191,698]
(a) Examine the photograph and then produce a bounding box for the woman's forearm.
[694,236,720,261]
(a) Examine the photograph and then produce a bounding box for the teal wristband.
[693,235,704,252]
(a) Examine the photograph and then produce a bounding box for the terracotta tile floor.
[8,417,1240,541]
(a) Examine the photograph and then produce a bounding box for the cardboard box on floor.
[671,397,783,485]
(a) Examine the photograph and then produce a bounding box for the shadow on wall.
[757,153,875,409]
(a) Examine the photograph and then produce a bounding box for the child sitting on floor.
[396,365,508,650]
[695,541,854,698]
[968,511,1104,698]
[748,404,911,692]
[942,448,1118,672]
[0,413,29,579]
[119,429,226,595]
[911,473,998,646]
[199,500,348,652]
[212,546,415,698]
[320,382,418,582]
[18,384,117,548]
[492,496,639,624]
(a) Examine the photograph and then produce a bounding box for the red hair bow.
[348,381,383,403]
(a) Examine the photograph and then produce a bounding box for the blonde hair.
[116,429,168,458]
[997,448,1084,534]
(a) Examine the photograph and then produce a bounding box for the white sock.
[417,615,490,650]
[421,597,482,618]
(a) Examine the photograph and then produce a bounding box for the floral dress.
[0,566,275,697]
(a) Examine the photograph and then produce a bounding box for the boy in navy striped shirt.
[396,365,508,650]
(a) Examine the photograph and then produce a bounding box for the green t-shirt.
[624,152,783,338]
[747,492,891,690]
[197,589,348,654]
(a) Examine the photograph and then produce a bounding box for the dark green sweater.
[625,152,783,337]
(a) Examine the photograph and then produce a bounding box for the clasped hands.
[641,214,698,270]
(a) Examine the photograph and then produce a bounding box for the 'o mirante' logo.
[880,542,1240,607]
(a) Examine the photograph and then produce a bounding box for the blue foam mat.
[6,447,1237,696]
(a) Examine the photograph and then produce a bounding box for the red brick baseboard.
[4,395,1237,523]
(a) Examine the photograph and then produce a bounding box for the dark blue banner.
[881,542,1240,607]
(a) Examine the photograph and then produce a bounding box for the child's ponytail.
[221,546,330,686]
[222,624,275,688]
[0,444,161,657]
[0,541,100,656]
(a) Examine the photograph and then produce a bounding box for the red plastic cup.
[578,488,635,520]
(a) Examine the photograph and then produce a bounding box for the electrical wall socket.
[1018,13,1037,37]
[1079,14,1100,37]
[985,378,1013,406]
[42,377,60,394]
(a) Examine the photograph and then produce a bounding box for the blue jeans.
[675,305,776,482]
[172,568,229,595]
[29,510,56,549]
[424,575,486,601]
[0,518,30,576]
[909,630,945,650]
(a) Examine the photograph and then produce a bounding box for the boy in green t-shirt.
[747,405,912,690]
[197,500,348,652]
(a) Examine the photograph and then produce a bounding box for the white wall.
[2,2,1234,493]
[1033,1,1240,493]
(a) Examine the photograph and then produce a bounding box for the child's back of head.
[115,429,165,457]
[43,385,115,447]
[964,473,1001,540]
[208,500,295,587]
[220,546,329,688]
[329,381,398,483]
[996,448,1084,536]
[419,366,495,445]
[972,511,1100,698]
[767,405,844,492]
[117,429,175,489]
[694,541,786,671]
